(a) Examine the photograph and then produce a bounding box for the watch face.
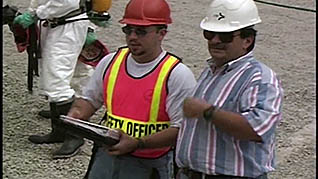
[203,106,214,121]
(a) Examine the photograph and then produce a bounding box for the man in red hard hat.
[66,0,196,178]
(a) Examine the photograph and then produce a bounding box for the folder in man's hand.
[60,115,120,146]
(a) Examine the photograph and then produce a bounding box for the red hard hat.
[119,0,172,26]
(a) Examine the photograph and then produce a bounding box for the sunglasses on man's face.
[122,26,156,37]
[203,30,241,43]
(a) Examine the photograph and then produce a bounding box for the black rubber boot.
[28,109,66,144]
[49,99,84,159]
[38,109,51,119]
[52,135,84,159]
[28,100,73,144]
[28,120,65,144]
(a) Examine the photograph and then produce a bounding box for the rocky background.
[3,0,316,178]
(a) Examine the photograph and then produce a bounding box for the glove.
[89,18,112,28]
[85,29,97,46]
[13,12,35,29]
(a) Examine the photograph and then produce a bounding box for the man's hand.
[106,129,139,156]
[183,97,211,118]
[13,12,35,29]
[85,28,97,46]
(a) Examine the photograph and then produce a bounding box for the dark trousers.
[177,168,268,179]
[84,145,174,179]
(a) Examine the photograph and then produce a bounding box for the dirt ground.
[2,0,316,178]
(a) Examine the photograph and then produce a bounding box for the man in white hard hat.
[66,0,196,178]
[175,0,283,178]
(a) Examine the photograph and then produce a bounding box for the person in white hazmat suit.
[23,0,93,159]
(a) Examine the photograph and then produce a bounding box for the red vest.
[102,47,180,158]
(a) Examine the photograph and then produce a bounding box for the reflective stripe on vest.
[106,48,129,114]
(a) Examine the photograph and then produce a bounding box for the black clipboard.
[60,115,120,146]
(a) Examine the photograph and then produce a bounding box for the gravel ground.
[3,0,316,179]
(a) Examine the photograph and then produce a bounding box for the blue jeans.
[87,147,174,179]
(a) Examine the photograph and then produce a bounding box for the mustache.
[209,43,226,50]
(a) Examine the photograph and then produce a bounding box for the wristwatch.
[137,138,146,149]
[203,105,217,121]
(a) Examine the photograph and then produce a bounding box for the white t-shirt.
[81,50,197,128]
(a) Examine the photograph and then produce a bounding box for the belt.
[42,8,86,28]
[181,168,267,179]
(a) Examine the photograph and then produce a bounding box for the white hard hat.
[200,0,261,32]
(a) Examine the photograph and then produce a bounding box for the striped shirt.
[175,51,283,178]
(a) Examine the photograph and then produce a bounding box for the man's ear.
[242,36,254,50]
[158,29,167,40]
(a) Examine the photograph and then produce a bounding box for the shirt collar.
[227,50,253,66]
[207,50,254,74]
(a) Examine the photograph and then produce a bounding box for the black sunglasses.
[203,30,241,43]
[122,26,155,37]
